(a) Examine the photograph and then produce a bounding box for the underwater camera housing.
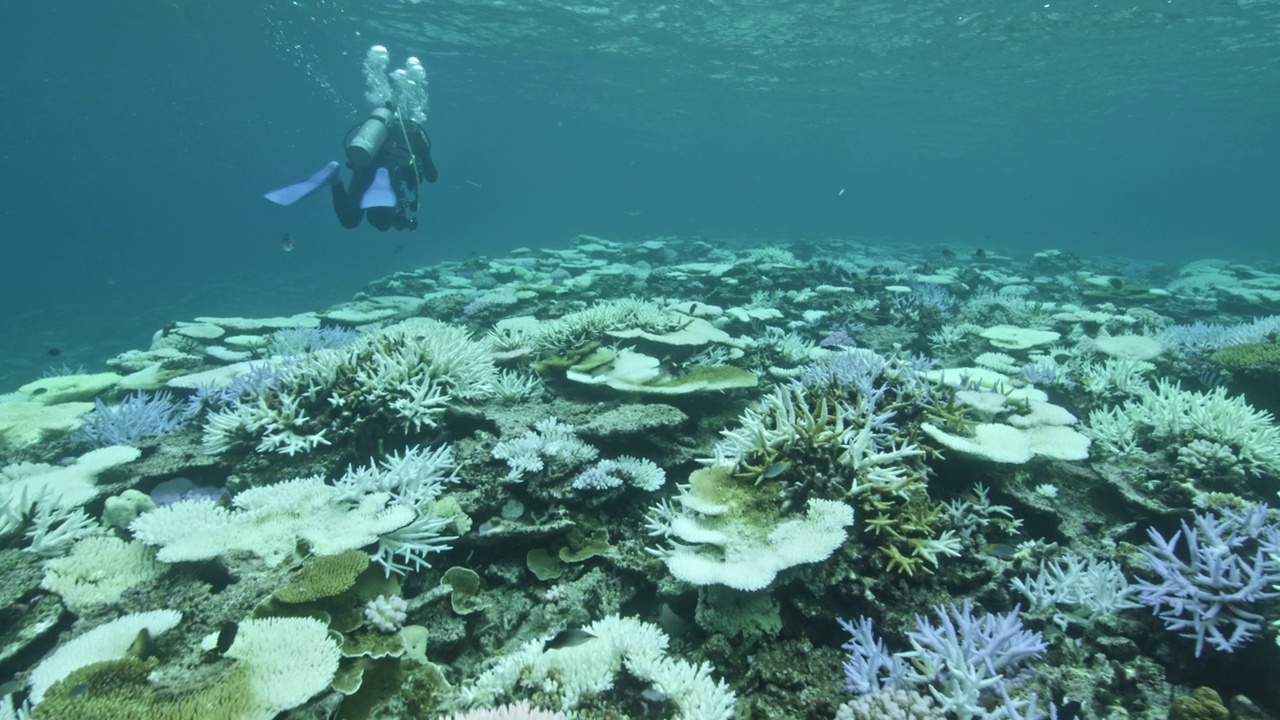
[345,105,396,169]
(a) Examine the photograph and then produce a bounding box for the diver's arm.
[408,124,439,184]
[419,145,439,184]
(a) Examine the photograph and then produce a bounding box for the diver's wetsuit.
[332,119,438,231]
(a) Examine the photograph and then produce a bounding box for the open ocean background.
[0,0,1276,390]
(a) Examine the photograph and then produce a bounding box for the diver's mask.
[345,105,396,168]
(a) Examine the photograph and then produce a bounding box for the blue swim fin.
[360,167,397,209]
[264,161,340,206]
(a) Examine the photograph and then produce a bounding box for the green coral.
[275,550,371,604]
[33,657,259,720]
[695,587,782,640]
[526,548,564,581]
[1210,341,1280,374]
[440,567,486,615]
[342,631,406,660]
[558,527,611,564]
[859,483,960,576]
[1169,687,1229,720]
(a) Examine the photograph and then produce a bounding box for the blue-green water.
[1,0,1277,389]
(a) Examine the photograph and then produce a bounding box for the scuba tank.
[345,105,396,168]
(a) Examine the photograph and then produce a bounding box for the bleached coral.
[646,469,853,591]
[131,472,456,577]
[1010,552,1141,630]
[490,369,544,403]
[29,609,183,706]
[1086,380,1280,477]
[834,689,940,720]
[223,616,342,715]
[1076,357,1154,399]
[447,703,566,720]
[41,536,164,612]
[203,318,497,456]
[460,615,734,720]
[24,505,98,558]
[0,446,140,514]
[1081,405,1138,455]
[532,298,683,354]
[571,456,666,492]
[364,594,409,633]
[335,444,459,507]
[492,417,598,482]
[371,510,457,577]
[0,484,33,539]
[707,381,925,490]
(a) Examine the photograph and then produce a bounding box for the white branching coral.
[532,298,684,354]
[490,369,544,403]
[706,382,925,491]
[24,505,98,559]
[571,456,666,492]
[1010,553,1141,630]
[202,318,497,456]
[1076,357,1155,399]
[446,703,566,720]
[335,444,459,507]
[459,615,734,720]
[1086,380,1280,477]
[0,484,34,540]
[491,417,598,482]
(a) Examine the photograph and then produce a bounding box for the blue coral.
[839,601,1046,720]
[183,361,289,417]
[73,391,188,447]
[265,325,360,356]
[1134,503,1280,657]
[797,348,888,398]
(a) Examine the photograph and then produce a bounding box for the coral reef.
[6,234,1280,719]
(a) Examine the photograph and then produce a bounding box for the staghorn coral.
[202,318,497,456]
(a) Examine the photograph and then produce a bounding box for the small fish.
[128,628,155,661]
[749,317,766,335]
[47,347,61,357]
[973,248,987,259]
[543,628,596,651]
[69,683,89,697]
[465,180,483,188]
[986,543,1017,559]
[939,248,956,260]
[281,233,294,252]
[214,621,239,655]
[762,461,791,479]
[641,686,668,704]
[0,680,23,697]
[1108,277,1124,289]
[838,188,845,196]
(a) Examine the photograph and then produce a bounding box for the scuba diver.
[264,103,438,231]
[266,46,436,231]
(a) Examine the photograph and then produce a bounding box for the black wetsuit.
[332,118,438,231]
